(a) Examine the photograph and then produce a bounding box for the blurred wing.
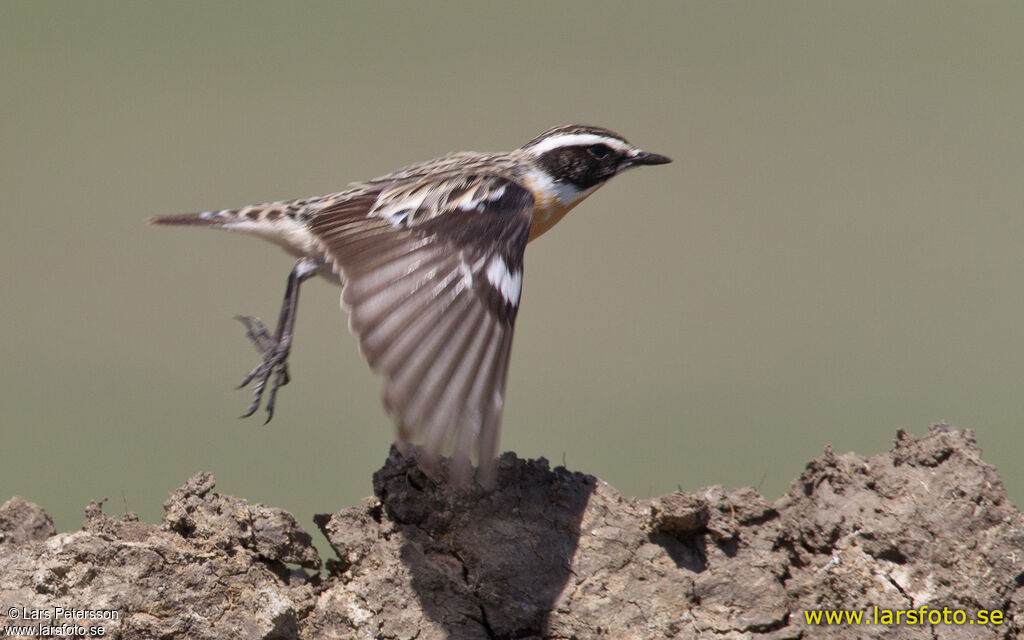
[308,175,533,482]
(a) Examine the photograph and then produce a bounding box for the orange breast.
[527,187,601,242]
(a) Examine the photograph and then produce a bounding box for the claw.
[264,363,290,423]
[236,336,291,423]
[239,400,260,420]
[235,315,276,354]
[231,257,320,423]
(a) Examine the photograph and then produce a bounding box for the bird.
[151,124,671,484]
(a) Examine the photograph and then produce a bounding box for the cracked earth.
[1,426,1021,639]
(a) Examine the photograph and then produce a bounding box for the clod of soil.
[1,425,1020,639]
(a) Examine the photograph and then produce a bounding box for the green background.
[2,2,1022,546]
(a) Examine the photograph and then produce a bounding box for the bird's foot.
[235,315,291,423]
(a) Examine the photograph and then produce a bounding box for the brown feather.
[307,175,533,481]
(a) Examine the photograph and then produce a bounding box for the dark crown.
[521,124,630,149]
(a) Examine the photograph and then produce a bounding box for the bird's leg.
[237,256,321,423]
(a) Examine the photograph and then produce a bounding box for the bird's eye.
[587,144,611,159]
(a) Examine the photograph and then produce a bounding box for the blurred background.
[2,2,1022,549]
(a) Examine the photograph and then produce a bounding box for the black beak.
[626,150,673,166]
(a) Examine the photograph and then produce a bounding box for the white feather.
[222,218,321,258]
[522,167,598,206]
[485,255,522,304]
[524,132,632,157]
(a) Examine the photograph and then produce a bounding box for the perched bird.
[152,124,670,483]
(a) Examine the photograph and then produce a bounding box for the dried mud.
[1,426,1021,639]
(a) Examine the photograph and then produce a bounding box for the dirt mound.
[1,426,1020,639]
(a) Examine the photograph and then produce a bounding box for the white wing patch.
[485,255,522,304]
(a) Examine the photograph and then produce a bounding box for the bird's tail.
[149,197,311,229]
[149,210,236,228]
[150,201,319,256]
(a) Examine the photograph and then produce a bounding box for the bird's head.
[521,124,671,202]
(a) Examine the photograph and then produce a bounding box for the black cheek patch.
[539,148,620,190]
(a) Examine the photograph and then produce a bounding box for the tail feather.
[149,211,226,227]
[150,202,322,257]
[149,199,312,228]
